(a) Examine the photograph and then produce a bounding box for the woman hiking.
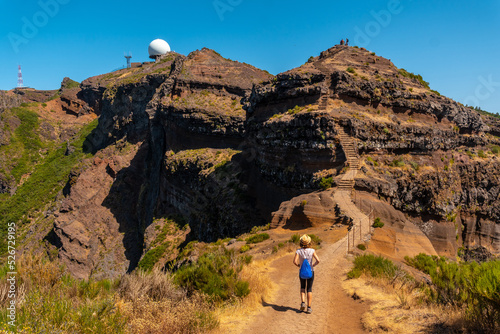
[293,234,320,314]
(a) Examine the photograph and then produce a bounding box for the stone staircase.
[314,61,332,111]
[338,127,360,170]
[333,125,372,252]
[318,94,329,110]
[314,46,349,111]
[270,49,373,250]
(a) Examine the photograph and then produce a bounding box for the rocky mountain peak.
[250,45,488,134]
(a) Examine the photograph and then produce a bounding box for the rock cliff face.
[44,48,272,278]
[247,46,498,256]
[15,45,497,278]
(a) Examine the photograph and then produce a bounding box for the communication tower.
[124,52,132,69]
[17,65,24,88]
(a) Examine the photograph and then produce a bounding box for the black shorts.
[300,272,314,292]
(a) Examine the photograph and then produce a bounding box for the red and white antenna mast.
[17,65,24,88]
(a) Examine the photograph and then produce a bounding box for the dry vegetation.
[0,225,282,334]
[343,254,499,333]
[343,276,464,333]
[214,257,276,333]
[167,90,244,117]
[0,254,217,333]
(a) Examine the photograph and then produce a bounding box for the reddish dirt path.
[226,233,370,334]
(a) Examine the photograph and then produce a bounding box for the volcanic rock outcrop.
[11,45,497,278]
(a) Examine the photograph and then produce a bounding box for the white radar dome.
[148,39,171,59]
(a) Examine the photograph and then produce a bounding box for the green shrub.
[357,244,366,251]
[398,69,430,89]
[241,254,252,265]
[478,150,487,158]
[287,105,304,115]
[245,233,270,244]
[250,223,270,234]
[300,200,307,207]
[383,127,390,134]
[174,247,250,301]
[491,145,500,154]
[404,253,445,276]
[347,254,402,279]
[390,158,405,167]
[137,242,171,271]
[405,254,500,331]
[347,67,356,74]
[409,161,419,171]
[272,242,286,253]
[372,217,384,228]
[308,234,322,246]
[474,106,500,119]
[240,244,250,253]
[61,78,80,90]
[41,103,47,107]
[235,280,250,298]
[47,93,60,101]
[319,176,333,190]
[290,234,300,244]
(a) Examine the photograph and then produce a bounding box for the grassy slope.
[0,104,97,255]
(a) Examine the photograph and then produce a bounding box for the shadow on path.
[261,298,301,314]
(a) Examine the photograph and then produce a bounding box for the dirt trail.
[227,234,369,334]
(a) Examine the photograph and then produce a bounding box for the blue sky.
[1,0,499,113]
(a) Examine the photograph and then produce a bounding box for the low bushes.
[0,254,126,333]
[174,247,251,302]
[347,254,406,280]
[319,176,333,190]
[0,254,220,333]
[398,69,430,89]
[405,253,500,331]
[245,233,270,244]
[372,217,384,228]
